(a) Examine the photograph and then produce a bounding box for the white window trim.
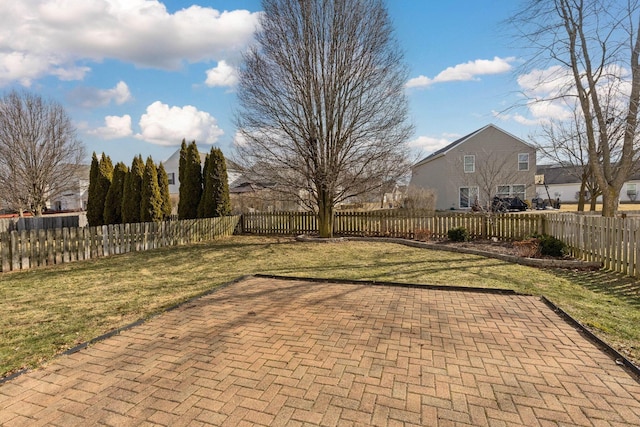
[518,153,529,171]
[463,155,475,173]
[496,184,526,199]
[459,186,479,209]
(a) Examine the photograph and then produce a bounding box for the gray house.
[410,124,536,211]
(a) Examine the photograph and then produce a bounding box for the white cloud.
[136,101,224,146]
[516,65,575,98]
[89,114,133,139]
[232,131,249,148]
[0,1,260,85]
[408,135,453,153]
[205,60,238,87]
[492,110,541,126]
[407,57,515,89]
[68,81,133,108]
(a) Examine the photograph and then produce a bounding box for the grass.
[1,234,639,379]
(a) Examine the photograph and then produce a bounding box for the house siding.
[410,125,536,211]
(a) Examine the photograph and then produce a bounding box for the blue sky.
[0,0,547,165]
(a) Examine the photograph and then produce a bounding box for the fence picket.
[0,216,239,273]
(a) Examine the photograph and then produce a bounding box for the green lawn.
[1,235,638,379]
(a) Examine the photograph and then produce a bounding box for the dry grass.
[1,235,638,378]
[559,203,640,212]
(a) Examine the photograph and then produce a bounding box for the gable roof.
[537,163,640,185]
[413,124,534,168]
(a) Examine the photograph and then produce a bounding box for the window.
[496,185,526,200]
[628,183,637,201]
[518,153,529,171]
[167,172,175,185]
[497,185,511,198]
[463,155,475,173]
[459,186,479,208]
[512,185,526,200]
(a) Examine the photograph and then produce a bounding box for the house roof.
[412,124,534,168]
[537,163,640,185]
[163,148,241,173]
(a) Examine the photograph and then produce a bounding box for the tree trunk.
[577,178,586,211]
[601,186,619,217]
[317,189,334,238]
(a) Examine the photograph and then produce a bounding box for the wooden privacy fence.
[0,215,82,233]
[242,211,544,240]
[0,216,240,273]
[545,213,640,276]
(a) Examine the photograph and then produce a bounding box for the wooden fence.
[242,211,544,240]
[545,213,640,276]
[0,215,83,233]
[5,210,640,277]
[0,216,240,273]
[242,210,640,277]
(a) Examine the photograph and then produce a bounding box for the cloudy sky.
[0,0,559,164]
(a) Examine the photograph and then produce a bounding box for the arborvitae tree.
[200,147,231,217]
[141,156,163,222]
[178,141,202,219]
[122,155,144,224]
[87,153,113,226]
[177,139,188,217]
[178,139,187,186]
[157,163,172,220]
[197,153,211,218]
[103,162,127,224]
[86,152,100,225]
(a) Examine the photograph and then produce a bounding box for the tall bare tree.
[511,0,640,216]
[0,90,85,216]
[235,0,413,237]
[533,110,610,211]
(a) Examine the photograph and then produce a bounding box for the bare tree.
[533,110,609,211]
[0,90,85,216]
[235,0,413,237]
[510,0,640,216]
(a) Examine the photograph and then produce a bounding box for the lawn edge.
[0,274,252,385]
[295,235,603,270]
[540,296,640,382]
[253,273,521,295]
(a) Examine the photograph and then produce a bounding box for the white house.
[536,164,640,203]
[48,164,91,212]
[410,124,537,211]
[162,149,241,196]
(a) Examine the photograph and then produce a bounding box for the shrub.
[513,238,540,257]
[448,227,469,242]
[528,234,568,257]
[414,228,432,242]
[536,234,569,257]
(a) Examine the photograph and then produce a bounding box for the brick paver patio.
[1,276,639,426]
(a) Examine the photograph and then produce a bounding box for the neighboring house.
[536,164,640,203]
[162,149,241,196]
[228,173,303,213]
[48,164,91,212]
[410,124,537,211]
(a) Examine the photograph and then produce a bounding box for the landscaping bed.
[297,234,603,270]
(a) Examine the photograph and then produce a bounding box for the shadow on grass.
[551,269,640,307]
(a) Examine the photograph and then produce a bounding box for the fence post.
[1,232,10,272]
